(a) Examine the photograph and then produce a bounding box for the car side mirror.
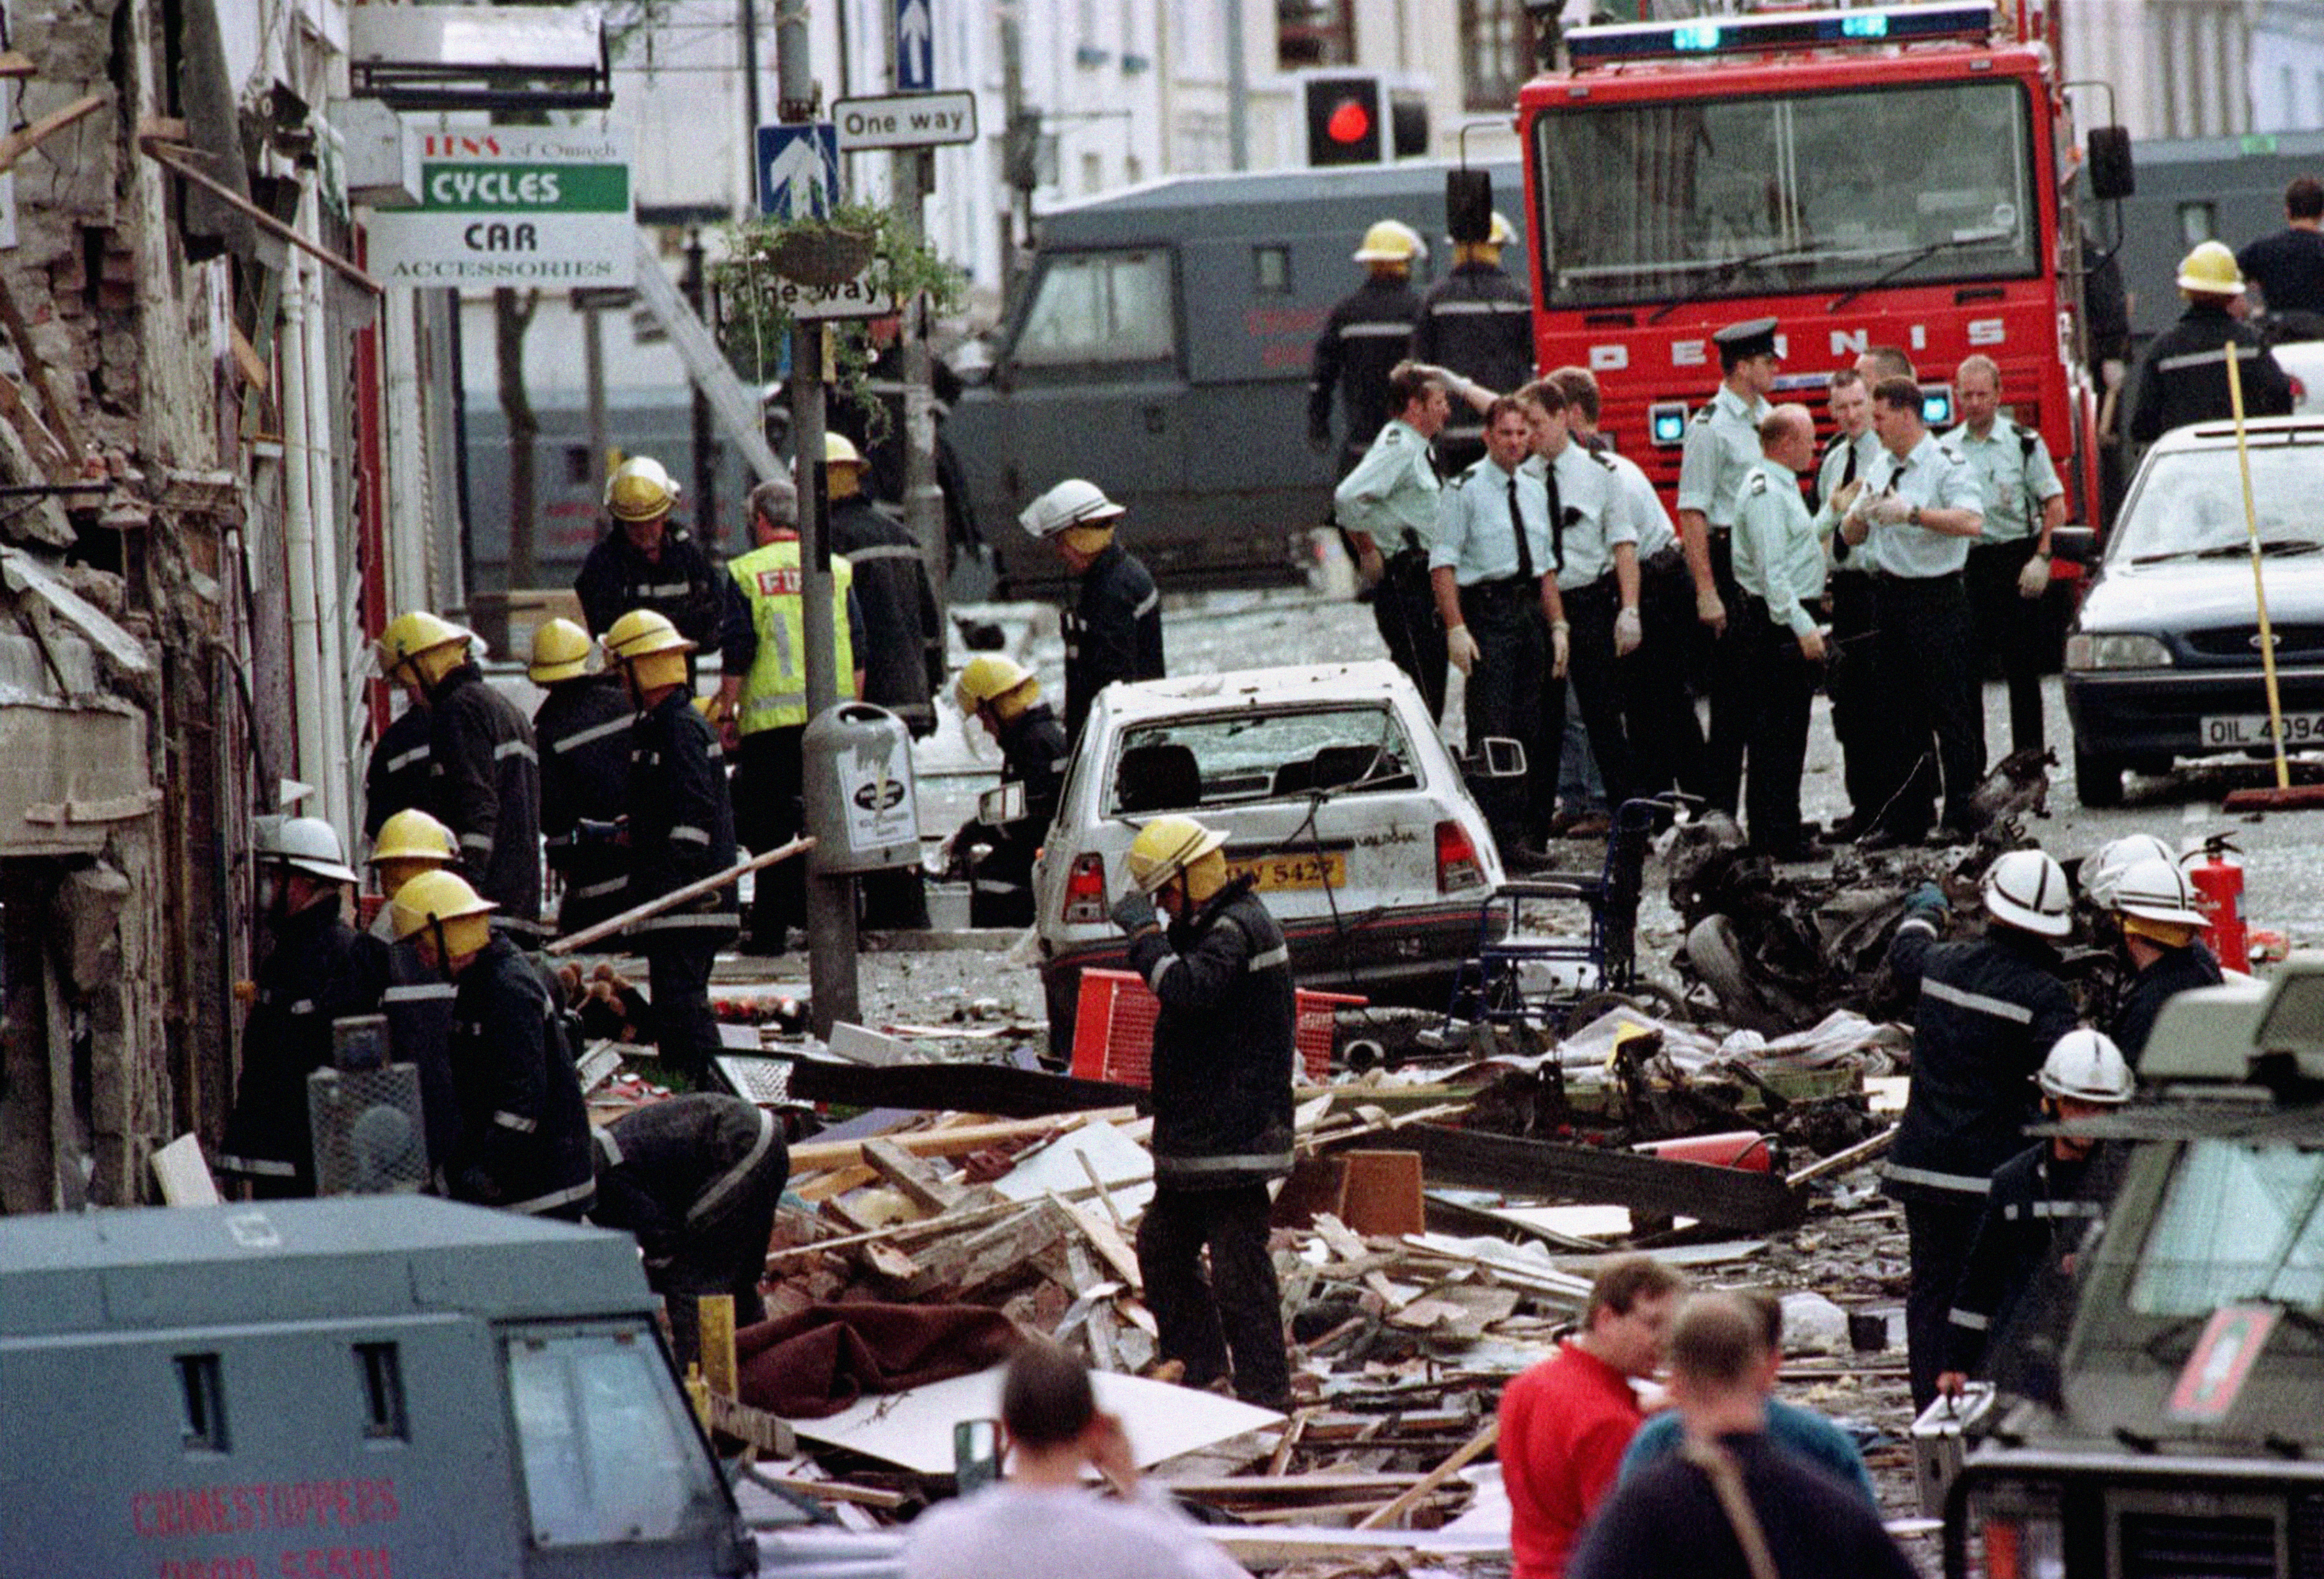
[978,781,1027,827]
[2087,126,2135,202]
[2050,524,2099,567]
[1468,737,1527,780]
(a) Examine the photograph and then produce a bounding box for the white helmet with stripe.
[1982,848,2072,938]
[2037,1028,2134,1105]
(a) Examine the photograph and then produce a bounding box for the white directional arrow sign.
[834,91,978,152]
[897,0,935,92]
[755,123,837,219]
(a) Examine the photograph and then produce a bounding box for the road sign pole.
[888,0,947,628]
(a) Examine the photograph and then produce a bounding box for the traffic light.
[1306,76,1380,166]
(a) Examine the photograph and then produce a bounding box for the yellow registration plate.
[1228,852,1346,891]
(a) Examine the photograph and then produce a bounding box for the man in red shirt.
[1499,1256,1684,1579]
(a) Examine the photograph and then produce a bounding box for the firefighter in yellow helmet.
[574,455,723,652]
[605,608,739,1081]
[391,870,595,1220]
[2130,240,2293,449]
[366,808,459,934]
[1311,219,1427,474]
[527,616,633,937]
[362,808,464,1181]
[950,655,1069,926]
[1108,813,1296,1410]
[374,609,544,941]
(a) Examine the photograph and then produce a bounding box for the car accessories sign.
[367,128,633,286]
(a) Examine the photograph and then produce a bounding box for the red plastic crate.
[1070,968,1360,1086]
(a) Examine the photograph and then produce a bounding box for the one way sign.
[756,123,837,219]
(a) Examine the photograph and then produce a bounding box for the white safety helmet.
[2110,855,2210,928]
[257,815,361,885]
[2082,833,2178,911]
[2037,1028,2135,1105]
[1982,848,2072,938]
[1019,478,1125,540]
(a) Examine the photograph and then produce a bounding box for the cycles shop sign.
[368,129,633,286]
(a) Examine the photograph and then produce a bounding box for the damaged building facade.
[0,0,462,1212]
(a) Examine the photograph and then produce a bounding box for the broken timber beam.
[1403,1124,1803,1232]
[775,1054,1144,1118]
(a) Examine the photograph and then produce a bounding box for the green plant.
[714,202,967,435]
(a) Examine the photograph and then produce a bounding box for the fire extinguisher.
[2187,835,2248,970]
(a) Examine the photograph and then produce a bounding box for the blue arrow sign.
[897,0,935,92]
[756,123,838,219]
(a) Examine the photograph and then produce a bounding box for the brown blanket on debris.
[734,1302,1024,1419]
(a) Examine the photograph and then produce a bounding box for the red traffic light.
[1326,97,1372,144]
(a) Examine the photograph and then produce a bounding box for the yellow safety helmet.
[389,868,497,957]
[375,610,471,685]
[954,654,1038,717]
[823,432,867,469]
[603,607,697,693]
[1452,211,1518,249]
[1126,814,1229,895]
[369,808,459,868]
[1353,219,1427,265]
[605,455,679,522]
[2177,240,2245,296]
[527,617,596,683]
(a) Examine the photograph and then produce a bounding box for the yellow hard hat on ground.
[2177,240,2244,295]
[603,607,697,693]
[1127,814,1230,895]
[389,868,497,957]
[605,455,679,522]
[954,654,1038,717]
[528,617,596,683]
[1354,219,1426,265]
[824,432,866,469]
[370,808,459,867]
[376,610,471,686]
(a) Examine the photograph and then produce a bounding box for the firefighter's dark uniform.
[1063,542,1166,749]
[381,941,460,1191]
[592,1093,790,1369]
[2129,300,2293,450]
[363,704,435,843]
[1127,874,1297,1409]
[443,934,595,1220]
[1942,1141,2120,1387]
[219,893,390,1196]
[574,524,725,652]
[1882,897,2077,1409]
[426,660,543,943]
[533,674,633,937]
[627,685,740,1080]
[1310,274,1424,477]
[1409,260,1532,472]
[2111,938,2224,1066]
[967,701,1070,926]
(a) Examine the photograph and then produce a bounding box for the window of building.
[1461,0,1537,113]
[1279,0,1354,69]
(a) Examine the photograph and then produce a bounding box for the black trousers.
[735,725,806,949]
[1374,548,1447,723]
[1904,1195,1986,1411]
[656,1131,790,1372]
[1965,537,2047,754]
[1740,599,1822,854]
[643,936,722,1082]
[1136,1182,1290,1408]
[1825,568,1882,827]
[1626,550,1705,801]
[1869,572,1987,838]
[1460,580,1554,848]
[1548,577,1634,811]
[1700,531,1755,816]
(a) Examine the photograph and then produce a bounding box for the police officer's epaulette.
[1938,443,1966,464]
[1380,426,1406,445]
[1588,448,1618,473]
[1691,406,1715,425]
[1445,469,1472,491]
[1744,470,1769,496]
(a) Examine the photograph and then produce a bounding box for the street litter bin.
[802,701,922,874]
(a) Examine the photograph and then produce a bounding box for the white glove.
[1550,621,1571,679]
[1864,493,1913,527]
[2017,552,2051,599]
[1613,606,1643,657]
[1446,624,1481,676]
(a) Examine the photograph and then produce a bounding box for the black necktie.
[1507,474,1535,580]
[1841,438,1859,487]
[1543,460,1567,572]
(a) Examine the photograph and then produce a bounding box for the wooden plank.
[1354,1418,1499,1530]
[150,1133,218,1206]
[697,1295,737,1396]
[548,837,811,954]
[862,1138,967,1214]
[898,1202,1065,1300]
[1403,1123,1802,1231]
[0,272,82,466]
[0,94,103,174]
[1158,1472,1425,1499]
[796,1163,879,1202]
[1784,1123,1899,1189]
[745,1471,908,1510]
[787,1108,1138,1172]
[704,1391,796,1456]
[1051,1190,1143,1292]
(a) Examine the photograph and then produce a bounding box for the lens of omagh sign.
[368,127,634,287]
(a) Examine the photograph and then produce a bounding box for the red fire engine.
[1518,1,2116,535]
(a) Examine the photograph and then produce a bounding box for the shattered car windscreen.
[2111,443,2324,563]
[2128,1141,2324,1316]
[1108,706,1417,815]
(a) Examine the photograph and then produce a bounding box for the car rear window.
[1108,706,1419,814]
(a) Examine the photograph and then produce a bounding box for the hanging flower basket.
[768,226,876,288]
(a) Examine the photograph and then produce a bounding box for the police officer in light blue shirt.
[1840,375,1987,847]
[1432,396,1565,860]
[1677,318,1781,819]
[1733,406,1829,860]
[1944,354,2067,756]
[1337,363,1451,721]
[1815,367,1888,838]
